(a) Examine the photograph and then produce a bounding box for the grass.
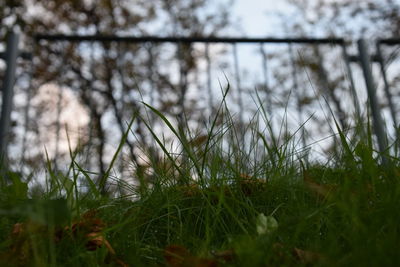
[1,86,400,266]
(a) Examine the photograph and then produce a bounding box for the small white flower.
[256,213,278,235]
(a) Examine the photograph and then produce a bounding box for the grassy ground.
[1,92,400,266]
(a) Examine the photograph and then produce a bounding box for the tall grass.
[0,85,399,266]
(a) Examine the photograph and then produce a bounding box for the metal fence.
[1,32,399,177]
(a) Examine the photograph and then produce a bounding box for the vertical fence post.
[205,43,213,116]
[376,43,398,130]
[146,42,157,127]
[0,31,19,163]
[315,45,347,131]
[233,43,244,126]
[341,43,362,124]
[288,44,307,149]
[260,43,272,115]
[357,39,388,162]
[233,43,245,145]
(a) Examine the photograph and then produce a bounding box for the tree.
[1,0,233,193]
[271,0,400,155]
[285,0,400,38]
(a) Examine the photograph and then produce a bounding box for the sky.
[232,0,294,36]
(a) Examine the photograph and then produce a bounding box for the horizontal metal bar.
[348,54,380,62]
[0,51,32,60]
[20,52,32,60]
[378,39,400,45]
[35,34,345,44]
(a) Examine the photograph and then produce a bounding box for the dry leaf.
[85,232,116,255]
[177,184,201,198]
[189,135,208,147]
[238,177,267,196]
[239,173,252,179]
[293,247,323,264]
[12,223,24,235]
[164,245,190,266]
[211,249,235,262]
[164,245,217,267]
[4,210,128,266]
[273,243,325,264]
[303,171,336,199]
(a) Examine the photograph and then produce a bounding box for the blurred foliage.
[286,0,400,38]
[1,0,233,184]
